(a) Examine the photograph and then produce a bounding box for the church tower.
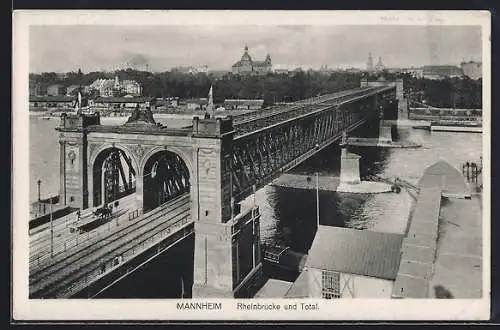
[367,52,374,71]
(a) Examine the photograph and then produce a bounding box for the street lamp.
[37,179,41,201]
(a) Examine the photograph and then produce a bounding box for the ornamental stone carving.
[133,144,145,157]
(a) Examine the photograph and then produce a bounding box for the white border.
[12,10,491,321]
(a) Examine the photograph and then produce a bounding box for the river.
[28,115,482,298]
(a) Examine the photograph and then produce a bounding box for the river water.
[28,115,482,298]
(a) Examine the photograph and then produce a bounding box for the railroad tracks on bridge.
[29,194,191,298]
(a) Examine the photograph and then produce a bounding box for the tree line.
[29,69,482,108]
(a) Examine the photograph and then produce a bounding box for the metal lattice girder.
[230,92,395,202]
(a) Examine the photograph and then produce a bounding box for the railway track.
[32,203,191,298]
[30,196,190,297]
[29,194,189,288]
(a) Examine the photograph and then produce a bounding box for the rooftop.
[422,65,463,76]
[30,95,76,102]
[419,160,470,197]
[94,96,155,103]
[305,226,404,280]
[224,99,265,106]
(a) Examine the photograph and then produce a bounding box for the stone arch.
[89,143,140,175]
[140,146,193,213]
[88,143,140,208]
[139,145,193,179]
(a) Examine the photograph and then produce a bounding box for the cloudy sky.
[29,25,482,73]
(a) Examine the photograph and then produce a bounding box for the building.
[29,82,45,96]
[303,226,403,298]
[232,45,272,75]
[404,67,424,78]
[66,85,81,96]
[422,65,464,80]
[89,78,115,97]
[460,61,482,80]
[155,97,179,110]
[90,96,155,112]
[47,84,66,96]
[374,56,386,72]
[89,76,142,97]
[223,99,264,110]
[186,98,208,110]
[29,95,76,110]
[188,65,209,74]
[121,80,142,96]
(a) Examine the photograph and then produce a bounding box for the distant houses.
[29,95,76,111]
[185,98,208,111]
[88,76,142,97]
[89,96,156,111]
[223,99,264,110]
[46,84,66,96]
[422,65,464,80]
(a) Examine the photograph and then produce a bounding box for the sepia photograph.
[12,10,490,320]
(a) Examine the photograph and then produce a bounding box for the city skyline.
[30,25,482,73]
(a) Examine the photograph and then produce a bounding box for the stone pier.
[339,147,361,185]
[378,120,393,144]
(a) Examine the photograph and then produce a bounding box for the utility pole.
[50,197,54,257]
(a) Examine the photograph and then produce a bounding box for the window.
[321,270,341,299]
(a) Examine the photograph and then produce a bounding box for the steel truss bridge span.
[229,85,396,202]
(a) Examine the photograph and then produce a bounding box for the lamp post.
[37,179,41,201]
[50,196,54,257]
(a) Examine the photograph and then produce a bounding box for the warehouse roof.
[305,226,403,280]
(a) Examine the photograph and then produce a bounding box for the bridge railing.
[55,213,193,298]
[30,207,144,268]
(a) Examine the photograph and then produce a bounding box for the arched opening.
[93,147,137,207]
[143,151,190,213]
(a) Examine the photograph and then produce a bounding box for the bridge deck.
[234,86,388,137]
[29,194,192,298]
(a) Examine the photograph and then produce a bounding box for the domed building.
[232,45,272,75]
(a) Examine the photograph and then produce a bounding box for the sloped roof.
[305,226,403,280]
[94,96,154,103]
[224,99,264,106]
[422,65,463,76]
[30,96,76,102]
[419,160,469,196]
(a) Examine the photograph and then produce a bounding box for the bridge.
[29,79,403,298]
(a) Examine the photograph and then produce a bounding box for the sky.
[29,25,482,73]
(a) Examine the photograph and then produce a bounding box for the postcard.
[12,9,490,321]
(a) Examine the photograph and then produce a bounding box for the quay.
[256,159,482,299]
[431,125,482,133]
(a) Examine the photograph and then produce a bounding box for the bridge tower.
[56,112,100,209]
[191,117,263,298]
